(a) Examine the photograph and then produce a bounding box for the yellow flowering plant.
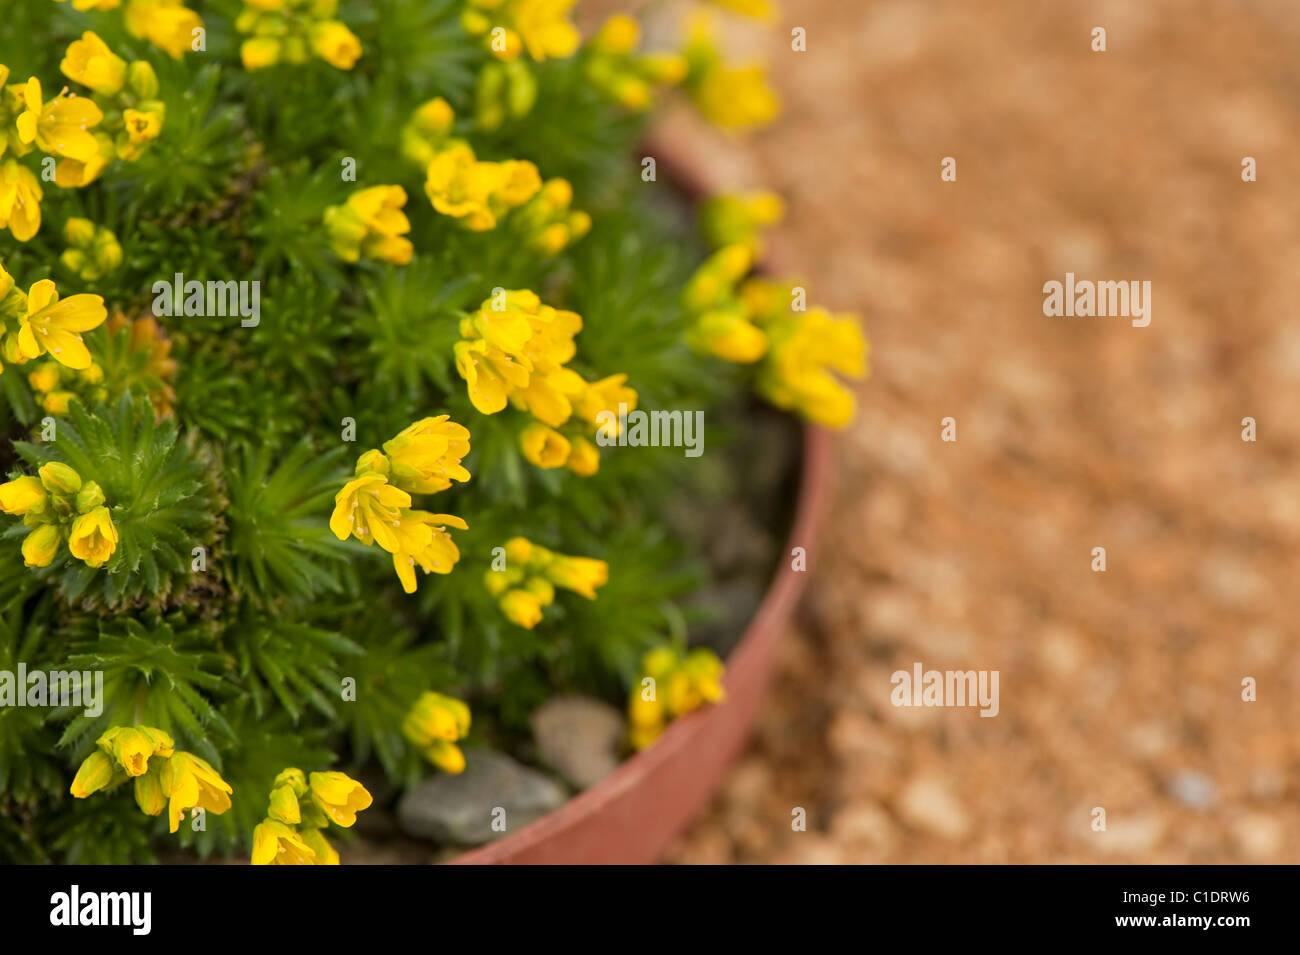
[0,0,865,864]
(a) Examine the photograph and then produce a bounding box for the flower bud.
[127,60,159,99]
[39,462,82,495]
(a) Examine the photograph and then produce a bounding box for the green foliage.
[0,0,756,864]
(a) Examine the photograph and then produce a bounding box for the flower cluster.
[484,536,608,629]
[424,142,541,231]
[627,646,726,750]
[70,725,233,833]
[681,13,780,130]
[402,691,472,773]
[0,265,109,374]
[124,0,205,59]
[330,416,471,593]
[60,217,123,281]
[584,15,688,111]
[474,58,538,131]
[401,97,459,167]
[460,0,580,63]
[755,303,868,429]
[324,185,413,265]
[251,768,372,865]
[682,217,869,428]
[0,463,119,568]
[513,178,591,257]
[236,0,363,72]
[683,245,768,364]
[26,359,106,415]
[0,34,164,239]
[699,190,784,254]
[454,290,636,475]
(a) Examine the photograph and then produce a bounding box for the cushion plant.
[0,0,865,863]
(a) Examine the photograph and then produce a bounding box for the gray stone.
[531,695,625,790]
[1165,770,1217,810]
[397,750,567,845]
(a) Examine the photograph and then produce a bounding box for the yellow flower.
[267,770,305,824]
[241,36,283,71]
[401,97,456,166]
[61,32,128,96]
[107,727,152,776]
[627,692,666,751]
[572,373,637,434]
[309,20,362,70]
[565,435,599,476]
[424,144,500,230]
[160,752,233,833]
[403,691,471,746]
[97,725,174,775]
[381,415,472,493]
[122,107,163,145]
[514,178,590,256]
[125,0,205,59]
[403,692,471,773]
[758,307,868,429]
[54,0,122,9]
[688,306,769,363]
[498,588,544,629]
[42,391,75,414]
[0,159,44,241]
[389,510,467,594]
[424,144,540,231]
[70,750,116,798]
[0,475,48,515]
[15,279,107,369]
[519,421,570,469]
[591,14,640,55]
[16,77,104,162]
[497,159,544,206]
[307,771,373,828]
[683,15,780,130]
[693,64,780,130]
[324,185,413,264]
[628,647,726,749]
[511,367,585,427]
[705,0,776,21]
[513,0,580,61]
[252,819,317,865]
[329,471,411,552]
[453,337,531,415]
[299,827,340,864]
[543,553,608,600]
[134,765,167,816]
[683,244,753,314]
[464,0,579,62]
[700,190,784,252]
[54,133,115,189]
[67,506,118,567]
[21,524,60,567]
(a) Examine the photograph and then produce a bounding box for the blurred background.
[621,0,1300,863]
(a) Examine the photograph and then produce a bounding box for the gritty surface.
[661,0,1300,864]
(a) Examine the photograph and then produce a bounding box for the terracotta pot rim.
[451,422,834,864]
